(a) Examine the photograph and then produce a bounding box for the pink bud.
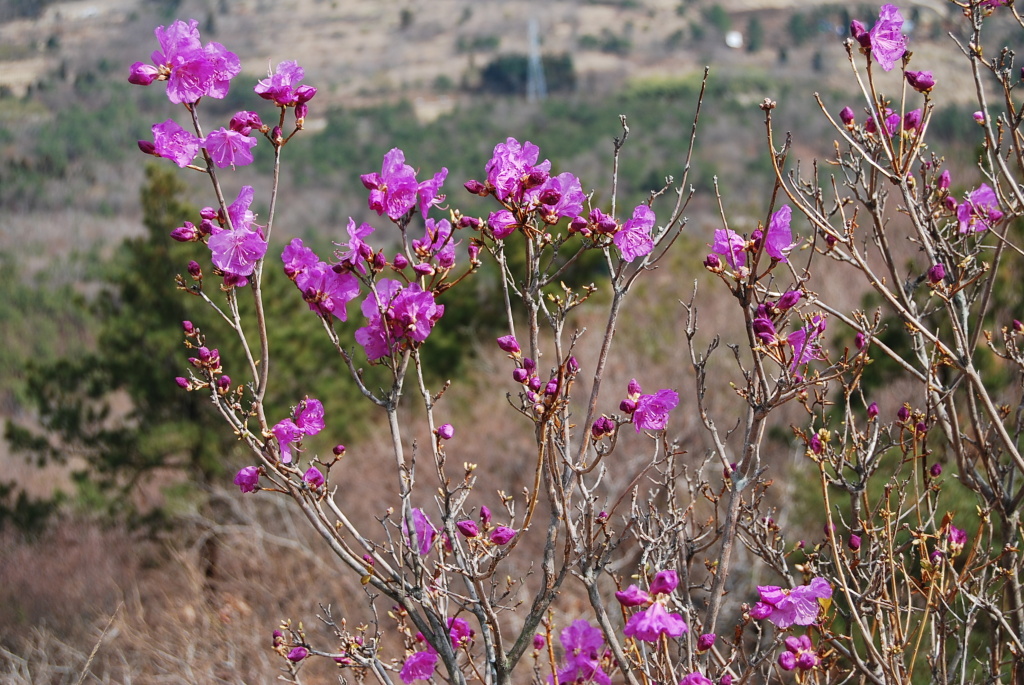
[867,402,879,419]
[489,526,516,545]
[456,520,480,537]
[437,423,455,440]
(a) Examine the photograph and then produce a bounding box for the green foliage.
[478,54,576,96]
[702,6,730,34]
[746,16,764,53]
[788,13,814,47]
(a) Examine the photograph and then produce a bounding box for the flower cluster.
[549,620,612,685]
[361,148,448,221]
[850,4,907,72]
[355,279,445,361]
[400,617,475,683]
[272,397,326,465]
[615,570,689,643]
[750,578,832,629]
[619,379,680,433]
[778,635,819,671]
[129,19,240,104]
[282,238,361,320]
[706,205,797,273]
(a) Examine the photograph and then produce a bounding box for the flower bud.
[839,106,856,129]
[697,633,716,652]
[916,421,929,435]
[217,375,231,392]
[137,139,157,155]
[182,320,196,335]
[544,379,558,396]
[897,404,911,422]
[528,376,542,392]
[170,222,199,242]
[855,331,867,350]
[497,335,521,355]
[287,646,308,662]
[1014,319,1024,333]
[619,398,637,414]
[778,652,797,671]
[464,180,488,196]
[903,108,923,132]
[187,260,202,279]
[929,462,942,478]
[512,367,529,384]
[850,20,871,48]
[937,169,951,191]
[776,290,801,310]
[391,253,409,270]
[373,252,388,271]
[797,652,818,670]
[333,444,346,456]
[467,243,481,264]
[272,125,283,143]
[905,70,935,93]
[437,423,455,440]
[944,196,958,211]
[569,215,589,234]
[524,169,548,189]
[128,61,160,86]
[480,505,492,526]
[296,85,317,103]
[848,533,862,551]
[295,102,308,122]
[456,520,480,538]
[867,402,879,419]
[928,263,946,284]
[809,433,823,455]
[973,111,985,125]
[489,526,516,545]
[591,416,615,439]
[532,634,546,651]
[538,188,561,206]
[174,376,190,389]
[303,466,325,488]
[459,215,481,230]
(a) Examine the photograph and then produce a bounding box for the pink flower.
[417,168,449,219]
[234,466,259,493]
[530,172,585,224]
[294,262,361,320]
[361,148,420,220]
[302,466,325,489]
[133,19,240,104]
[752,577,832,628]
[712,228,746,269]
[634,388,679,433]
[679,674,714,685]
[787,315,827,370]
[650,569,679,595]
[203,127,257,168]
[208,186,268,281]
[273,418,303,464]
[400,650,438,683]
[449,617,474,647]
[623,601,688,642]
[355,280,444,360]
[551,620,611,685]
[255,60,314,106]
[868,4,907,72]
[150,119,201,168]
[485,137,551,202]
[764,205,797,262]
[615,585,652,607]
[957,183,1002,233]
[614,205,656,262]
[488,210,519,239]
[404,508,437,555]
[295,398,325,435]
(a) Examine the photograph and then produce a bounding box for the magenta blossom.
[234,466,259,493]
[413,218,457,269]
[149,119,201,168]
[400,651,437,683]
[712,228,746,269]
[295,262,361,320]
[272,418,303,464]
[132,19,240,104]
[255,60,315,107]
[361,148,420,220]
[302,466,325,489]
[615,205,656,262]
[957,183,1003,233]
[751,577,832,628]
[208,186,268,282]
[634,388,679,433]
[764,205,797,262]
[488,210,519,239]
[335,218,376,274]
[868,4,907,72]
[485,137,551,202]
[679,674,714,685]
[551,620,611,685]
[779,635,819,671]
[355,280,445,361]
[417,168,449,219]
[404,508,437,555]
[650,569,679,595]
[623,601,688,642]
[787,315,827,370]
[530,172,585,224]
[490,526,516,545]
[615,585,652,607]
[294,397,325,435]
[203,127,257,168]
